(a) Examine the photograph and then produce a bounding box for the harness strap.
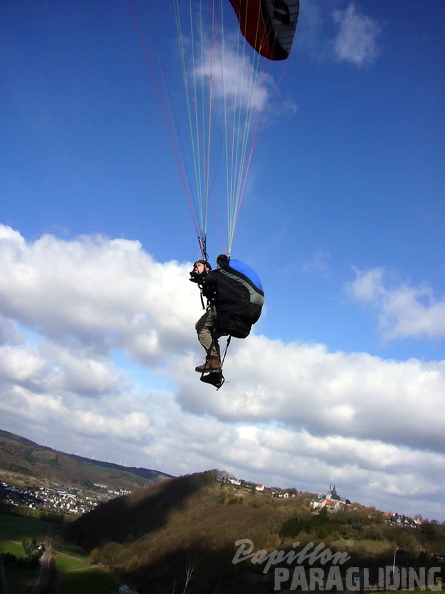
[220,335,232,367]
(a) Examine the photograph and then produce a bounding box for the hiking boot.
[195,355,221,373]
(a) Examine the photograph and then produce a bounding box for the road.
[31,534,55,594]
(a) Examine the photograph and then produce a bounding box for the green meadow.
[0,511,54,544]
[0,511,119,594]
[55,541,119,594]
[58,566,119,594]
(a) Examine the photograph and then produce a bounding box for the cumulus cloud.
[188,24,295,123]
[347,267,445,340]
[175,12,276,116]
[292,2,381,68]
[0,225,196,363]
[195,44,274,114]
[332,4,381,67]
[0,225,444,521]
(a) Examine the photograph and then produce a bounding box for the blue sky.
[1,1,445,522]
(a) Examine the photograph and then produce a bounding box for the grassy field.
[0,512,53,593]
[55,546,89,571]
[0,511,119,594]
[55,542,119,594]
[58,566,119,594]
[0,511,55,543]
[0,510,55,567]
[1,539,23,557]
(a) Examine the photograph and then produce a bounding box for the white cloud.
[0,226,444,521]
[42,344,125,398]
[0,225,196,363]
[302,249,331,275]
[293,2,381,68]
[0,345,45,384]
[332,4,381,67]
[194,41,275,116]
[347,267,445,340]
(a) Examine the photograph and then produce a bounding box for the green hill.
[0,429,172,491]
[1,432,443,593]
[65,470,445,594]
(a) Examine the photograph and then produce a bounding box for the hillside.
[0,429,172,491]
[66,470,445,594]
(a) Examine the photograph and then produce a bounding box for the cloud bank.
[0,225,444,521]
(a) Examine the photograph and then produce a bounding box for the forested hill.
[66,470,445,594]
[0,429,172,491]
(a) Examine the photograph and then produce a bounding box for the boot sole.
[200,372,224,388]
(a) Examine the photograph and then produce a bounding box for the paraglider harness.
[191,254,264,389]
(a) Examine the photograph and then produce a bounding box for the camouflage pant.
[195,307,220,357]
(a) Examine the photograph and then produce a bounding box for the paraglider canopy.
[228,0,300,61]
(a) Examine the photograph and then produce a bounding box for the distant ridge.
[0,429,173,490]
[66,453,173,481]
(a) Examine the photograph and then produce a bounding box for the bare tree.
[172,556,200,594]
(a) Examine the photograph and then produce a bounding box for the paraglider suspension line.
[198,234,209,263]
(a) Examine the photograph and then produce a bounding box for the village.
[310,484,424,529]
[217,472,425,529]
[0,478,131,515]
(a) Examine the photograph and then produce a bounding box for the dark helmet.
[193,259,212,270]
[189,259,212,282]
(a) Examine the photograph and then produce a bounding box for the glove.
[189,270,207,283]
